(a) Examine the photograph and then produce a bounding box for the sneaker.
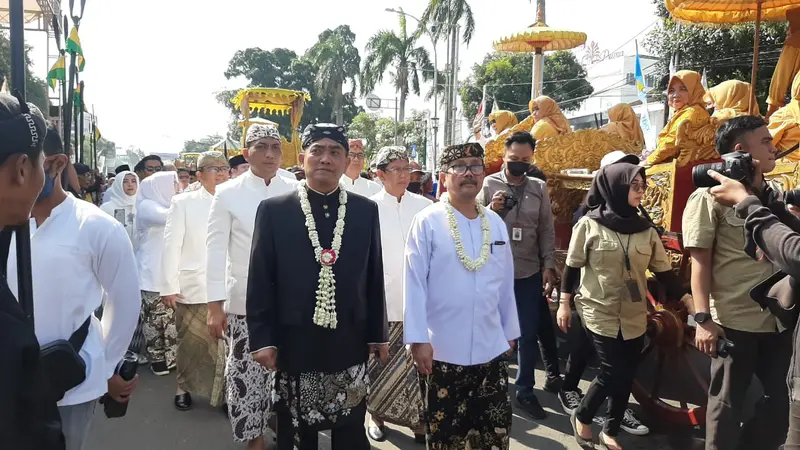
[543,376,564,394]
[136,353,149,365]
[517,394,547,420]
[559,389,583,415]
[151,361,170,376]
[620,409,649,436]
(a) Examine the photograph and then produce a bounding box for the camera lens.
[785,189,800,205]
[692,162,726,188]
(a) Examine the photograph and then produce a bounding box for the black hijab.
[585,163,651,234]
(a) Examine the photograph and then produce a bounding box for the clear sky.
[25,0,658,153]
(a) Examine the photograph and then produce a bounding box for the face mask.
[37,172,56,201]
[407,182,422,194]
[506,161,531,177]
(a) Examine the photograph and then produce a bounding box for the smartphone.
[113,209,125,224]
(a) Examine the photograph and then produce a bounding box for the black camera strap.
[69,317,91,352]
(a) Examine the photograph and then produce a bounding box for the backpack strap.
[68,317,92,352]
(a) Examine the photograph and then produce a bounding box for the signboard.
[366,93,381,111]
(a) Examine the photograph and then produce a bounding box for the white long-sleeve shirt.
[370,189,432,322]
[135,199,169,292]
[206,170,298,315]
[341,174,381,198]
[403,202,520,366]
[160,187,213,304]
[7,195,140,405]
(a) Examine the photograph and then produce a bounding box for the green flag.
[47,56,66,90]
[66,27,86,72]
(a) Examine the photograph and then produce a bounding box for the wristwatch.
[694,312,711,324]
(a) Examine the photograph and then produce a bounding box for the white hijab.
[136,171,178,209]
[106,171,139,208]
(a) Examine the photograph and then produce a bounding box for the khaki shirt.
[566,218,672,340]
[477,171,556,278]
[683,189,780,333]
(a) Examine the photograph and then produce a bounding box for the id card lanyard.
[614,232,643,303]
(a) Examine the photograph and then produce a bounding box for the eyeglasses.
[384,166,412,174]
[144,166,162,173]
[630,181,647,193]
[447,163,485,176]
[350,152,366,160]
[199,166,229,174]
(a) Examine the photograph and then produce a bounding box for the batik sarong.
[141,290,177,367]
[175,302,226,407]
[421,357,512,450]
[367,322,423,429]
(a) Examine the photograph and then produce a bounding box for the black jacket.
[246,188,389,374]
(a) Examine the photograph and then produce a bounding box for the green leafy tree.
[0,32,50,112]
[419,0,476,44]
[460,51,594,121]
[644,0,787,111]
[306,25,361,125]
[347,111,429,163]
[182,134,223,154]
[362,10,434,123]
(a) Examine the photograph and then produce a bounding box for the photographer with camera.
[683,116,790,450]
[477,130,557,419]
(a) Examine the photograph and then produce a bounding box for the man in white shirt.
[8,128,140,450]
[161,151,229,412]
[206,124,297,449]
[341,138,381,197]
[366,146,431,443]
[404,143,519,450]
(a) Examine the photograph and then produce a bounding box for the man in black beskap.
[246,123,389,450]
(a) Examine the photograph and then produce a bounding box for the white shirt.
[341,174,381,197]
[160,187,214,304]
[278,168,295,180]
[403,203,520,366]
[370,189,432,322]
[7,195,140,406]
[135,199,169,292]
[207,169,298,315]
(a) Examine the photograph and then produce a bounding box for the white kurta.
[7,196,140,406]
[341,174,382,198]
[206,170,298,315]
[160,187,214,304]
[403,202,520,366]
[370,189,432,322]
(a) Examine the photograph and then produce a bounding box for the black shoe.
[543,376,564,393]
[559,389,583,415]
[517,394,547,420]
[174,392,192,411]
[620,409,649,436]
[150,361,169,376]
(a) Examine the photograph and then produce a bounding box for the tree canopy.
[182,134,223,154]
[0,32,50,113]
[306,25,361,125]
[348,110,429,162]
[460,50,594,121]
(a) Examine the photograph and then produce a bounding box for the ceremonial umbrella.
[665,0,800,113]
[493,3,587,99]
[209,137,241,159]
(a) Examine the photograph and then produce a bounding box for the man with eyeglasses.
[341,138,381,197]
[405,142,518,449]
[476,130,557,420]
[160,151,230,413]
[134,155,163,181]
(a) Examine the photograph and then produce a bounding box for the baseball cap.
[600,150,640,168]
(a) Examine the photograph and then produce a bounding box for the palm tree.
[361,10,433,123]
[306,25,361,126]
[418,0,476,44]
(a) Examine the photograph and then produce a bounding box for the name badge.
[512,227,523,242]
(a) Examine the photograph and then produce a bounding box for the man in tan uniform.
[683,116,790,450]
[767,7,800,119]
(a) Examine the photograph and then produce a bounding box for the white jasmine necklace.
[442,198,491,271]
[297,181,347,329]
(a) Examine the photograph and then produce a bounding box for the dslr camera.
[502,192,518,210]
[692,151,756,188]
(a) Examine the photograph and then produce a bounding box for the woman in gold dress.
[769,72,800,161]
[529,96,572,141]
[704,80,758,121]
[602,104,645,150]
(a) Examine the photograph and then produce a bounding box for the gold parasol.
[666,0,800,113]
[493,3,587,99]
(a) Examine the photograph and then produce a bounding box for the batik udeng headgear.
[373,146,409,170]
[0,92,47,159]
[197,151,228,169]
[301,123,350,152]
[245,124,281,148]
[438,143,485,167]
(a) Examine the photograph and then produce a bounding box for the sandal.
[570,411,595,449]
[598,432,622,450]
[367,424,387,442]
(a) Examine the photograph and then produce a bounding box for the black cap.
[229,154,247,168]
[115,164,130,174]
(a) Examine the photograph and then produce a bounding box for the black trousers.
[575,330,644,436]
[537,294,562,380]
[705,327,791,450]
[562,316,594,392]
[276,406,369,450]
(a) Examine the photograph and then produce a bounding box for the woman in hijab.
[529,96,572,141]
[556,163,684,450]
[603,104,646,150]
[100,171,139,242]
[135,171,179,376]
[705,80,759,121]
[0,92,65,449]
[647,70,717,166]
[769,72,800,162]
[488,110,519,135]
